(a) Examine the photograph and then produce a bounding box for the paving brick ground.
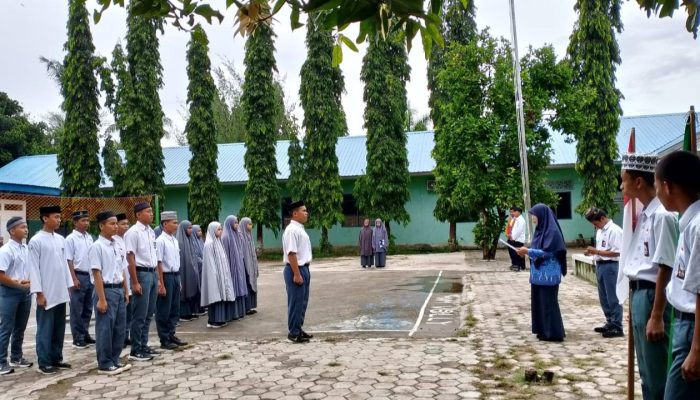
[0,252,642,399]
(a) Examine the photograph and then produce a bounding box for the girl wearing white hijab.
[200,222,235,328]
[239,217,259,313]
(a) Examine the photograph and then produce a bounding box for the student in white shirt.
[619,153,679,399]
[124,202,157,362]
[0,217,33,374]
[28,205,74,375]
[283,201,313,344]
[655,151,700,398]
[507,207,527,271]
[89,211,131,375]
[155,211,187,350]
[113,213,132,347]
[66,210,95,349]
[584,207,624,337]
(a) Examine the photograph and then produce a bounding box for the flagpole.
[691,105,697,155]
[508,0,533,242]
[626,127,636,400]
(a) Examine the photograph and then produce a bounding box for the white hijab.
[200,222,236,306]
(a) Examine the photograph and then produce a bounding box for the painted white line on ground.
[408,270,443,337]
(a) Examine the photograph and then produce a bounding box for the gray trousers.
[156,273,180,344]
[595,261,623,330]
[130,270,157,354]
[93,287,126,369]
[69,272,93,343]
[664,315,700,399]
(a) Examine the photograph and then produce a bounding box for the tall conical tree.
[59,0,102,197]
[121,5,166,198]
[239,17,281,247]
[185,26,221,228]
[299,13,347,254]
[354,28,411,242]
[428,0,477,249]
[286,134,305,204]
[564,0,623,216]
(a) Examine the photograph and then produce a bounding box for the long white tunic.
[28,230,73,310]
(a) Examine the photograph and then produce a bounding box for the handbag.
[530,258,562,286]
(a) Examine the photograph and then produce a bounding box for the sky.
[1,0,698,147]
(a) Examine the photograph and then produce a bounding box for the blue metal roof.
[0,131,437,193]
[0,113,694,194]
[549,112,697,166]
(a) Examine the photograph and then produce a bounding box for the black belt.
[597,260,618,265]
[674,308,696,322]
[630,280,656,291]
[136,266,156,272]
[103,283,123,289]
[285,263,310,268]
[163,271,180,276]
[75,271,90,276]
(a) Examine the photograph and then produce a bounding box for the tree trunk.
[385,221,392,252]
[320,226,332,255]
[257,224,264,252]
[448,222,457,252]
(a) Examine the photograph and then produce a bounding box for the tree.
[0,93,54,166]
[93,0,447,61]
[298,13,347,254]
[556,0,622,217]
[636,0,700,38]
[286,134,305,202]
[101,136,127,196]
[119,6,166,198]
[239,15,281,248]
[428,0,476,250]
[185,26,221,229]
[354,28,411,244]
[58,0,102,197]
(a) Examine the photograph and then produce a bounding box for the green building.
[0,112,695,248]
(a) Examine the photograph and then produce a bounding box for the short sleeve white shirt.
[667,200,700,313]
[124,221,158,267]
[282,220,313,266]
[595,220,623,262]
[88,236,125,285]
[623,197,679,283]
[156,232,180,273]
[27,230,73,310]
[65,230,94,272]
[0,239,29,281]
[114,234,131,294]
[511,216,527,243]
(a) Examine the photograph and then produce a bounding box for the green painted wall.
[160,168,623,249]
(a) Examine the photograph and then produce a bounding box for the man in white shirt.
[155,211,186,350]
[113,213,132,347]
[124,202,158,362]
[28,205,74,375]
[0,217,33,374]
[66,210,95,349]
[283,200,313,343]
[655,151,700,397]
[506,207,527,271]
[584,207,624,338]
[89,211,131,375]
[619,153,679,399]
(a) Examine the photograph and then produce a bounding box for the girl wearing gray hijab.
[176,221,200,321]
[201,222,235,328]
[373,219,389,268]
[358,219,373,268]
[222,215,249,320]
[239,217,259,313]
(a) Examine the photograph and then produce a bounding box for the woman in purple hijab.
[516,203,567,342]
[373,219,389,268]
[222,215,249,320]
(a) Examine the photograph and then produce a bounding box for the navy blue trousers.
[93,287,126,369]
[284,264,310,336]
[156,273,180,344]
[36,303,66,368]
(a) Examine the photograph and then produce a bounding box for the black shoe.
[602,328,624,338]
[38,365,58,375]
[52,362,71,369]
[170,336,188,346]
[128,352,153,362]
[160,342,178,350]
[301,330,314,339]
[9,358,33,368]
[85,336,96,345]
[594,324,611,333]
[72,341,89,349]
[146,347,162,356]
[246,309,257,315]
[179,316,194,322]
[287,334,309,343]
[0,364,14,375]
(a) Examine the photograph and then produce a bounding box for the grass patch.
[562,373,582,382]
[492,355,511,370]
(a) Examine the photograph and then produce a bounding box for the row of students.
[201,216,259,328]
[619,151,700,399]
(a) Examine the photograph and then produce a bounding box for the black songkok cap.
[289,200,305,210]
[72,210,89,220]
[133,202,151,213]
[116,213,128,221]
[96,211,116,223]
[39,205,61,215]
